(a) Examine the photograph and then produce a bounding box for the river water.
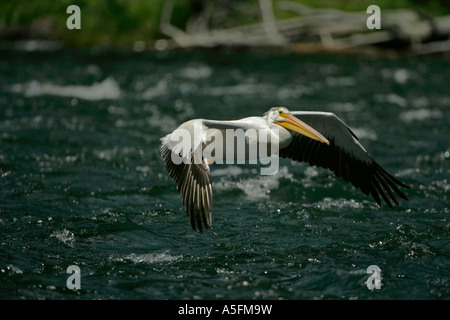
[0,47,449,299]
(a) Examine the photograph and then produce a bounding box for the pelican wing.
[282,111,409,208]
[160,140,212,232]
[161,119,263,232]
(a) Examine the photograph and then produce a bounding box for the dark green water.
[0,47,449,300]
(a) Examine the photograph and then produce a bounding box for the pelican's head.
[265,107,330,145]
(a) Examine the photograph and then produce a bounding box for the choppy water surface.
[0,47,449,299]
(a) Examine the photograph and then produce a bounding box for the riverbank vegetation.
[1,0,450,52]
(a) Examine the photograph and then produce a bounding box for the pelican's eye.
[278,110,285,117]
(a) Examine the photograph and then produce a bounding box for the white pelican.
[160,107,409,232]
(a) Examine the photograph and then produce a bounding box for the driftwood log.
[158,0,450,55]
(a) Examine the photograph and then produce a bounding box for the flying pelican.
[160,107,409,232]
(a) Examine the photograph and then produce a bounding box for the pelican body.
[160,107,409,232]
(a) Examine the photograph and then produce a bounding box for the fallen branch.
[158,0,450,55]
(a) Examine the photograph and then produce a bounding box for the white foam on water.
[304,166,319,178]
[212,166,244,177]
[375,93,407,107]
[276,84,312,100]
[179,64,212,79]
[350,127,378,140]
[213,166,294,200]
[10,77,121,100]
[381,68,413,84]
[306,197,364,210]
[2,265,23,274]
[235,177,280,200]
[50,229,75,246]
[11,40,61,52]
[204,83,272,96]
[123,252,182,264]
[393,68,410,84]
[141,78,169,100]
[142,104,178,132]
[400,109,443,122]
